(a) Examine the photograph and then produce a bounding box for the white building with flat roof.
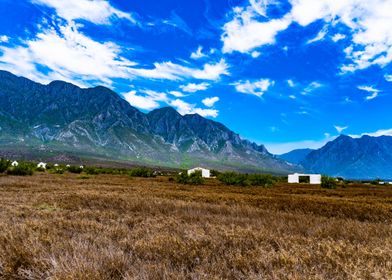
[288,173,321,184]
[188,167,211,178]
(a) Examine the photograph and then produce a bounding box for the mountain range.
[0,70,295,173]
[300,135,392,180]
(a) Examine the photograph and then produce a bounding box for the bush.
[175,171,205,185]
[84,167,100,175]
[0,158,10,173]
[67,166,83,174]
[218,172,248,186]
[6,164,34,176]
[321,176,338,189]
[129,167,156,178]
[51,168,64,174]
[218,172,278,187]
[248,174,277,187]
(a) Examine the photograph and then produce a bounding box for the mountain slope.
[0,70,295,173]
[279,149,314,164]
[302,135,392,179]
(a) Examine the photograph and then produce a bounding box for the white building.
[188,167,211,178]
[11,161,18,167]
[288,173,322,184]
[37,162,47,169]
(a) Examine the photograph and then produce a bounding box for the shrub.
[248,174,277,187]
[51,168,64,174]
[85,167,100,175]
[129,167,156,178]
[218,172,248,186]
[0,158,10,173]
[67,166,83,174]
[6,164,34,176]
[175,171,205,185]
[218,172,277,187]
[321,176,338,189]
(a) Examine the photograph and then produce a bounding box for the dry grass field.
[0,173,392,279]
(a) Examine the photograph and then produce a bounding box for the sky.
[0,0,391,154]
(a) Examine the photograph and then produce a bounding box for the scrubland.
[0,173,391,279]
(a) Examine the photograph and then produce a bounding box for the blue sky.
[0,0,391,154]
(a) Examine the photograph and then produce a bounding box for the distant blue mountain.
[278,149,314,164]
[302,135,392,179]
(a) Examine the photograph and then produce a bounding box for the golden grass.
[0,173,391,279]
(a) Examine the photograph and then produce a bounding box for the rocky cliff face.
[0,70,295,172]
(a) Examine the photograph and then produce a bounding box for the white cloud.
[190,46,206,59]
[385,74,392,82]
[123,89,169,111]
[251,51,261,58]
[331,33,346,42]
[129,59,229,81]
[365,92,378,100]
[0,35,9,43]
[222,0,392,71]
[334,125,348,133]
[234,78,274,97]
[0,22,135,86]
[180,82,209,93]
[221,3,291,54]
[357,85,380,93]
[32,0,135,25]
[287,79,295,87]
[123,91,161,110]
[350,128,392,138]
[306,26,328,44]
[302,82,323,95]
[168,91,185,97]
[0,20,229,86]
[170,99,218,118]
[202,97,219,107]
[358,85,380,100]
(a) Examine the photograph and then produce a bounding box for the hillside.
[302,135,392,179]
[0,70,295,173]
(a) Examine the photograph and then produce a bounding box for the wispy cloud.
[334,125,348,134]
[350,128,392,138]
[190,46,207,59]
[331,33,346,42]
[129,59,229,81]
[0,35,9,43]
[0,21,136,86]
[358,85,380,100]
[32,0,136,25]
[302,82,322,95]
[170,99,218,118]
[233,78,274,97]
[202,96,219,107]
[180,82,209,93]
[221,2,291,54]
[306,26,327,44]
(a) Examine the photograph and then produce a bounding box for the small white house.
[288,173,322,184]
[66,164,71,168]
[37,162,47,169]
[11,161,18,167]
[188,167,211,178]
[54,164,59,167]
[80,165,84,169]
